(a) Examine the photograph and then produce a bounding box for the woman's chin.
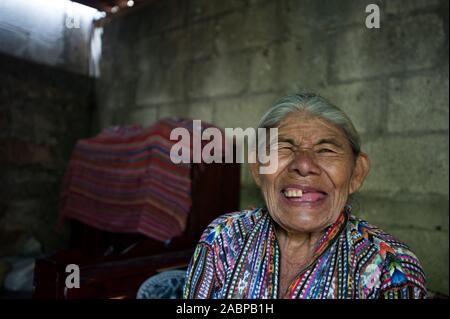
[273,206,336,234]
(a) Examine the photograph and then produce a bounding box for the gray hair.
[258,93,361,158]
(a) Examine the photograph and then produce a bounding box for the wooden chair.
[33,162,240,299]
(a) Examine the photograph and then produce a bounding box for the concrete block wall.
[0,53,94,258]
[95,0,448,294]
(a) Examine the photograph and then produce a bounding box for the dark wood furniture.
[33,162,240,299]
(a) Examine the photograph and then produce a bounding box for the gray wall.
[94,0,449,294]
[0,0,98,290]
[0,53,94,258]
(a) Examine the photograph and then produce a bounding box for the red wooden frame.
[33,162,240,299]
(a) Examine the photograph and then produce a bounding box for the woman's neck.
[275,225,324,261]
[275,225,326,298]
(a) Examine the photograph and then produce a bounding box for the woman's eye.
[317,148,334,153]
[279,145,293,151]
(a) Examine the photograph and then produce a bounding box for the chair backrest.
[68,161,240,258]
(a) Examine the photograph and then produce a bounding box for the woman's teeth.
[284,189,303,198]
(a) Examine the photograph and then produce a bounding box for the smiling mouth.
[281,186,327,203]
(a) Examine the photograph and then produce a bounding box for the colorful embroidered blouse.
[183,208,427,299]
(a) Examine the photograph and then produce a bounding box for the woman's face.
[253,113,369,234]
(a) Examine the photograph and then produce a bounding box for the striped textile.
[59,118,211,242]
[183,208,428,299]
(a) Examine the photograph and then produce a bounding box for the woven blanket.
[59,117,215,242]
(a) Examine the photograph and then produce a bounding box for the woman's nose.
[288,149,322,176]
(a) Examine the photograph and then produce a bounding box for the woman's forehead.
[277,114,346,140]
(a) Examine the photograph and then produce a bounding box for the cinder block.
[127,107,159,126]
[0,109,10,137]
[321,80,385,134]
[2,198,64,254]
[10,107,57,145]
[138,0,188,36]
[354,193,449,232]
[0,139,56,168]
[242,2,280,48]
[240,183,265,211]
[113,42,139,80]
[114,12,141,44]
[96,109,115,129]
[282,0,384,35]
[104,80,137,111]
[160,29,191,64]
[110,32,191,107]
[135,35,162,71]
[188,101,214,122]
[2,199,52,231]
[189,20,215,59]
[385,0,441,14]
[361,134,449,196]
[136,61,186,105]
[249,36,328,93]
[215,11,247,53]
[187,54,249,98]
[249,46,277,93]
[189,0,246,21]
[240,162,254,185]
[330,14,445,81]
[387,73,449,132]
[0,169,59,200]
[159,103,189,119]
[215,2,279,53]
[276,37,328,91]
[213,93,279,129]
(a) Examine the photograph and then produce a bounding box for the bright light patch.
[0,0,105,76]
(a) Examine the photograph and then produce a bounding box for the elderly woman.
[183,93,427,299]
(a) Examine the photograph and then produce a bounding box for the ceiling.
[72,0,150,13]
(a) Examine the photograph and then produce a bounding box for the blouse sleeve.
[183,241,224,299]
[378,249,428,299]
[380,284,428,299]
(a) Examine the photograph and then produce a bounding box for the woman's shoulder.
[347,214,418,256]
[198,208,266,246]
[347,214,427,295]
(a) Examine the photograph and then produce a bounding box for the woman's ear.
[349,152,370,194]
[249,161,262,187]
